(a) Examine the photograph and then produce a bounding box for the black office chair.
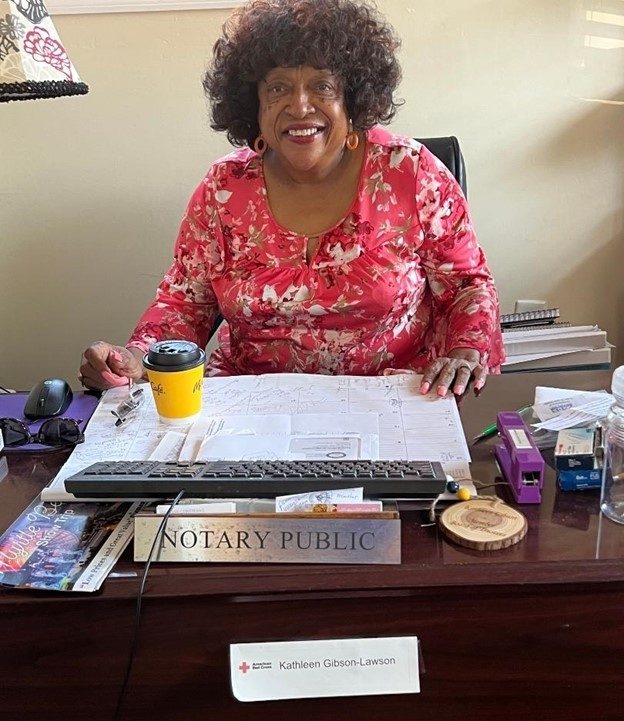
[416,136,467,197]
[206,135,467,340]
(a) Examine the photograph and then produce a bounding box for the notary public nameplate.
[133,515,400,564]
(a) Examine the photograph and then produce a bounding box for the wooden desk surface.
[2,370,623,721]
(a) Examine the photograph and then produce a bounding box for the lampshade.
[0,0,88,102]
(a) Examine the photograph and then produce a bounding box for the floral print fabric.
[128,126,504,376]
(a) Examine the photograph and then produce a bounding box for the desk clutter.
[500,307,613,372]
[555,426,603,491]
[0,373,475,587]
[43,373,473,502]
[0,494,140,592]
[2,367,622,592]
[484,383,613,496]
[0,389,100,452]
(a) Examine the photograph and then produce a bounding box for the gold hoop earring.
[253,135,267,155]
[345,130,359,151]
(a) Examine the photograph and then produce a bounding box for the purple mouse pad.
[0,392,100,452]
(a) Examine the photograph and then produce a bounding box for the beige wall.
[1,1,623,390]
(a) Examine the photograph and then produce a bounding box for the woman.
[80,0,504,397]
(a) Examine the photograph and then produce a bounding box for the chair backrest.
[415,136,467,197]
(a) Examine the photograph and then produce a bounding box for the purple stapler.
[494,411,545,504]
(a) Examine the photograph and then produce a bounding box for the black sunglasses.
[0,417,84,449]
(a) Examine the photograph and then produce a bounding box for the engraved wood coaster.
[439,498,527,550]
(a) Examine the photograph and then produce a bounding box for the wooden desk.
[2,370,624,721]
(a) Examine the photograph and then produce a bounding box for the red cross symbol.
[239,661,250,674]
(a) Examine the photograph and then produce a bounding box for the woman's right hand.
[79,341,144,390]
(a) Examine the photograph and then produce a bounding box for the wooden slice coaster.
[439,498,527,550]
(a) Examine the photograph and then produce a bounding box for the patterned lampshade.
[0,0,88,102]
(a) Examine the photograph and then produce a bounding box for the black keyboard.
[64,459,447,499]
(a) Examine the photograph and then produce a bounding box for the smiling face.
[257,65,350,181]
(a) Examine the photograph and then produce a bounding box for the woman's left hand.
[420,348,486,397]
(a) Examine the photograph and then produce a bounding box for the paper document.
[503,350,592,366]
[43,374,471,501]
[196,412,379,461]
[531,386,612,431]
[533,397,613,431]
[533,390,608,422]
[149,431,187,461]
[503,325,597,338]
[534,385,605,404]
[197,433,364,461]
[155,501,236,515]
[275,487,364,513]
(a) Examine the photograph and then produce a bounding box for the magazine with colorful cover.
[0,497,142,592]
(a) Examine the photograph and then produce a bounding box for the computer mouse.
[23,378,73,420]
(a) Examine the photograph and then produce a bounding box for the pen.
[471,404,533,444]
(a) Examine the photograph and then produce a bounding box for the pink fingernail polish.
[420,382,430,394]
[455,385,465,395]
[102,370,129,386]
[437,386,447,397]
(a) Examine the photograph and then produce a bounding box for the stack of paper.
[42,374,472,502]
[502,324,612,371]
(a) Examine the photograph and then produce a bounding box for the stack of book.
[500,309,613,372]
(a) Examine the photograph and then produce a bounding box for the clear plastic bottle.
[601,366,624,524]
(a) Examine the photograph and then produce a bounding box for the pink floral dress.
[128,126,504,376]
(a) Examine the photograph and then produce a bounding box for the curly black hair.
[204,0,402,147]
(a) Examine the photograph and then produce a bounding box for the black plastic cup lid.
[143,340,206,372]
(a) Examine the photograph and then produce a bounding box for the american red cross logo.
[239,661,250,674]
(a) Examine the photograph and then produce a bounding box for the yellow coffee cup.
[143,340,206,422]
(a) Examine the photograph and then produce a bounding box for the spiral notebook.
[500,308,560,329]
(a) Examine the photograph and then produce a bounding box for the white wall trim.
[47,1,244,14]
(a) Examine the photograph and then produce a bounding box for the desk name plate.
[134,513,400,564]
